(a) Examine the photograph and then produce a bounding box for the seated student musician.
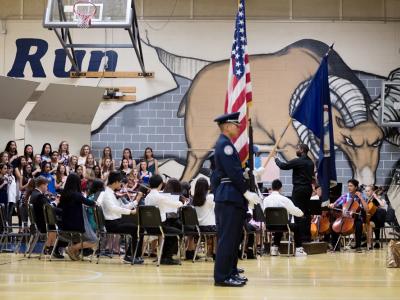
[100,171,143,264]
[58,173,98,261]
[145,174,183,265]
[193,177,216,259]
[29,176,64,258]
[365,184,387,249]
[329,179,368,252]
[263,179,305,256]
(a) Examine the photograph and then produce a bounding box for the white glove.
[243,191,261,209]
[253,166,265,177]
[243,168,250,180]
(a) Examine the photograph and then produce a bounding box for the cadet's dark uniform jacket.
[213,134,248,209]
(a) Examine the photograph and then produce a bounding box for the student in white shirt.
[193,177,216,258]
[263,179,305,257]
[6,164,17,227]
[100,171,143,264]
[145,174,182,265]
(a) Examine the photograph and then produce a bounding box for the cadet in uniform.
[212,112,260,287]
[275,144,314,256]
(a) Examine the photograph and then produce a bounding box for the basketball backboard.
[43,0,147,74]
[44,0,132,28]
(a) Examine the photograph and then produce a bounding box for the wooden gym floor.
[0,249,399,300]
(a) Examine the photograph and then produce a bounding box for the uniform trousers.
[214,202,246,282]
[292,185,312,244]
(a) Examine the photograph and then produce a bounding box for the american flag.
[225,0,252,166]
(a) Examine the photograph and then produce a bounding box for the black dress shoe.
[52,251,65,259]
[236,268,245,274]
[214,278,245,287]
[160,258,180,265]
[232,274,248,283]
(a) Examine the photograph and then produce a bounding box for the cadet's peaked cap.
[214,112,241,125]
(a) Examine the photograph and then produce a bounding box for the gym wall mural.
[2,24,400,186]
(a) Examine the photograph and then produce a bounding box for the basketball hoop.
[73,1,97,29]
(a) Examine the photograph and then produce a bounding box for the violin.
[366,187,383,224]
[332,195,361,235]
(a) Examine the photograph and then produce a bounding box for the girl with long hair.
[23,144,34,164]
[58,173,97,260]
[143,147,158,175]
[58,141,70,166]
[55,164,68,192]
[121,148,136,169]
[78,144,91,166]
[100,146,115,169]
[4,141,18,164]
[138,160,151,185]
[119,158,131,176]
[40,143,52,162]
[50,151,59,174]
[92,165,102,179]
[101,158,113,182]
[85,153,96,171]
[32,154,42,177]
[192,178,216,258]
[68,155,78,174]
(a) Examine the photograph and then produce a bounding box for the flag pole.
[261,43,334,170]
[262,117,292,169]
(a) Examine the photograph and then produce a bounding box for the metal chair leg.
[241,230,247,259]
[177,236,181,265]
[50,236,60,261]
[193,234,202,263]
[27,233,39,258]
[157,237,165,267]
[39,233,49,260]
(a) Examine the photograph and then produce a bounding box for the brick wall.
[91,73,399,195]
[91,76,189,162]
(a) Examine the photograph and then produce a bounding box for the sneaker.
[270,246,280,256]
[374,243,381,249]
[295,247,307,257]
[52,251,65,259]
[133,257,144,265]
[65,247,79,261]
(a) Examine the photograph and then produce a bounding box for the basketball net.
[73,1,97,29]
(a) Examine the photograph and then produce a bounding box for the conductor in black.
[275,144,314,252]
[212,112,260,287]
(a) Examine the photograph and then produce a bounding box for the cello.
[311,211,331,239]
[332,194,361,235]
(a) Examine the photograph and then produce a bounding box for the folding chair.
[241,224,258,259]
[134,206,182,266]
[264,207,295,256]
[93,205,135,264]
[43,203,83,261]
[180,206,216,262]
[0,204,30,253]
[25,204,47,258]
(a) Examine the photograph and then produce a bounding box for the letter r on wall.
[7,38,48,78]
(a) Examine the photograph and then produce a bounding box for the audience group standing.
[1,140,391,265]
[0,140,219,264]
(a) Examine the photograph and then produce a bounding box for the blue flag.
[291,55,337,201]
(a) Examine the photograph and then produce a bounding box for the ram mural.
[151,39,400,185]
